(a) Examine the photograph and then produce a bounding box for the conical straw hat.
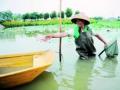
[71,12,90,25]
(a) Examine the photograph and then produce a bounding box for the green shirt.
[73,25,92,39]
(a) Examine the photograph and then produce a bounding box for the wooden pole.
[59,0,62,62]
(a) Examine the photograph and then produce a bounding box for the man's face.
[76,19,85,28]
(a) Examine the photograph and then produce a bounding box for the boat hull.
[0,50,54,88]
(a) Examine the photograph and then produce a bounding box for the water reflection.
[0,31,16,40]
[89,57,120,90]
[74,57,95,90]
[53,60,75,90]
[0,25,62,40]
[0,29,39,40]
[7,71,58,90]
[102,57,117,77]
[93,57,118,77]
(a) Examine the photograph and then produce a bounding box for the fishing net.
[105,40,118,57]
[99,40,118,57]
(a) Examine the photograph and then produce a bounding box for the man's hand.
[44,35,53,41]
[36,35,52,42]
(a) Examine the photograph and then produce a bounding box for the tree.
[65,8,72,18]
[50,11,57,19]
[75,10,80,14]
[3,11,13,21]
[5,11,13,21]
[0,11,13,22]
[13,14,22,21]
[58,11,65,18]
[44,13,49,20]
[0,12,4,22]
[22,13,30,21]
[117,16,120,21]
[39,13,43,19]
[93,17,103,20]
[30,12,39,20]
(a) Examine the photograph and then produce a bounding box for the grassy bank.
[91,19,120,29]
[1,19,71,28]
[1,19,120,29]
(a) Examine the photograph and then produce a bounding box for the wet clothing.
[67,25,96,58]
[75,31,96,58]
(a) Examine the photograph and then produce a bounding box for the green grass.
[91,19,120,29]
[1,19,71,28]
[1,19,120,29]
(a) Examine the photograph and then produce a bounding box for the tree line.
[0,8,81,22]
[0,7,120,23]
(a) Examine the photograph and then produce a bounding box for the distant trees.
[30,12,39,20]
[4,11,13,21]
[0,8,74,22]
[22,12,40,21]
[58,11,65,18]
[22,13,30,21]
[39,13,43,19]
[93,17,103,20]
[50,11,57,19]
[117,16,120,21]
[44,13,49,19]
[61,11,65,18]
[0,12,4,22]
[22,12,50,21]
[3,8,119,23]
[65,8,73,18]
[0,11,13,22]
[12,14,22,21]
[75,10,80,14]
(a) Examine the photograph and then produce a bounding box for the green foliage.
[75,10,80,15]
[44,13,49,20]
[93,17,103,20]
[0,11,13,22]
[1,19,70,28]
[62,19,72,24]
[50,11,57,19]
[22,13,30,21]
[90,18,98,24]
[65,8,73,18]
[22,12,40,21]
[117,16,120,21]
[1,10,120,29]
[4,11,13,21]
[12,14,22,21]
[2,19,120,29]
[91,19,120,29]
[30,12,39,20]
[0,12,4,22]
[58,11,65,18]
[39,13,43,19]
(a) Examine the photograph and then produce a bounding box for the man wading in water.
[42,12,107,59]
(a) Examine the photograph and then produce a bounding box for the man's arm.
[42,32,68,41]
[95,34,107,45]
[50,32,68,38]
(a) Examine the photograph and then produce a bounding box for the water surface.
[0,26,120,90]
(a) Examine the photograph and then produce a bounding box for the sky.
[0,0,120,18]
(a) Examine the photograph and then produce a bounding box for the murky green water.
[0,26,120,90]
